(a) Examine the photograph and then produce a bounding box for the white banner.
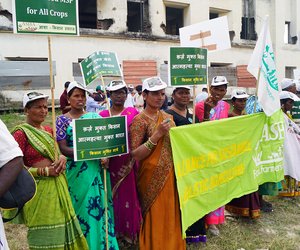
[283,114,300,181]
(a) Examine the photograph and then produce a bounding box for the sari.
[130,111,186,250]
[195,100,230,225]
[165,108,206,244]
[11,123,88,250]
[100,107,142,244]
[56,112,119,250]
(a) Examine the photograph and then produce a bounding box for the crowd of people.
[0,75,300,250]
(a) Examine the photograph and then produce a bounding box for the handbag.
[0,167,36,222]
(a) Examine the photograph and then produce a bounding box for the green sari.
[10,123,88,250]
[62,112,119,250]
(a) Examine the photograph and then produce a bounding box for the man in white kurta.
[0,119,23,250]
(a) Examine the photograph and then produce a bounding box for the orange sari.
[130,111,185,250]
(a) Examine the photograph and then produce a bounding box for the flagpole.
[253,67,261,113]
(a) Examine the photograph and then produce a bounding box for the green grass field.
[1,112,300,250]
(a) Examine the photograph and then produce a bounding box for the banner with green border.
[13,0,79,35]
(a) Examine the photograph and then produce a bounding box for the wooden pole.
[100,74,109,250]
[192,85,196,123]
[48,36,58,160]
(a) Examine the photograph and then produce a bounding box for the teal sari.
[64,113,119,250]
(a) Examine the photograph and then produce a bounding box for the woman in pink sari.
[195,76,230,236]
[100,80,142,247]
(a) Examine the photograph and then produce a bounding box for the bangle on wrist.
[148,138,157,146]
[143,138,157,151]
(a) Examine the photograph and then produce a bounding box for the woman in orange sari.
[130,77,185,250]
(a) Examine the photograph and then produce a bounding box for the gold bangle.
[45,167,49,177]
[143,139,156,151]
[148,138,157,146]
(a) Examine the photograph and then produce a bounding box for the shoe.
[208,225,220,236]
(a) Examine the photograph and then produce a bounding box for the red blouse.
[13,126,53,167]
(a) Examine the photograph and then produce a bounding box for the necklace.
[171,105,187,117]
[142,110,159,121]
[110,107,125,117]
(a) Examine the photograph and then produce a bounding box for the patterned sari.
[11,123,88,250]
[195,100,230,225]
[130,111,186,250]
[100,107,142,244]
[56,112,119,250]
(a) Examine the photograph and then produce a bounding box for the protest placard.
[12,0,79,35]
[179,16,231,52]
[80,51,122,86]
[169,47,207,86]
[73,116,128,161]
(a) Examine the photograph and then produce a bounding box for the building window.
[79,0,97,29]
[285,66,296,78]
[209,12,219,20]
[284,22,297,44]
[127,0,150,33]
[166,7,183,35]
[240,0,257,40]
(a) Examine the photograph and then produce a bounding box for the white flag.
[247,16,280,116]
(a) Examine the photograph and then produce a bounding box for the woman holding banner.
[100,80,142,247]
[278,91,300,197]
[195,76,230,236]
[225,89,261,219]
[166,86,207,244]
[56,81,119,250]
[11,91,88,249]
[130,77,186,249]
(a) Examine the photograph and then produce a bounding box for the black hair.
[64,81,71,89]
[280,98,293,105]
[136,85,142,92]
[231,97,237,102]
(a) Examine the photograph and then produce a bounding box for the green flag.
[169,111,284,236]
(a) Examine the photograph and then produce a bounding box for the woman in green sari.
[12,91,88,249]
[56,81,119,250]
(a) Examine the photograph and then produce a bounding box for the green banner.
[169,111,284,236]
[13,0,78,35]
[80,51,122,86]
[73,116,128,161]
[169,47,207,86]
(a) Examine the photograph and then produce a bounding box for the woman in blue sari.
[56,81,119,250]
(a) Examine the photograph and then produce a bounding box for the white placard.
[179,16,231,53]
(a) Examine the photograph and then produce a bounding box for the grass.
[1,112,300,250]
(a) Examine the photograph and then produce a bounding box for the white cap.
[231,89,249,99]
[128,84,134,89]
[211,76,228,86]
[106,80,127,91]
[142,77,167,91]
[281,78,295,90]
[67,81,87,94]
[86,89,95,95]
[279,91,297,101]
[23,92,49,108]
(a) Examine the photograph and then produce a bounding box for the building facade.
[0,0,300,106]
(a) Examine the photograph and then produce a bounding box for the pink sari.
[195,100,230,225]
[100,107,142,243]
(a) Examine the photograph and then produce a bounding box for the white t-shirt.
[124,94,135,108]
[0,119,23,250]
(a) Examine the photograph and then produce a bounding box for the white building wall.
[1,0,300,101]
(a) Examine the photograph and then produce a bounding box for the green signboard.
[80,51,122,86]
[291,101,300,125]
[73,116,128,161]
[169,47,207,86]
[12,0,79,35]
